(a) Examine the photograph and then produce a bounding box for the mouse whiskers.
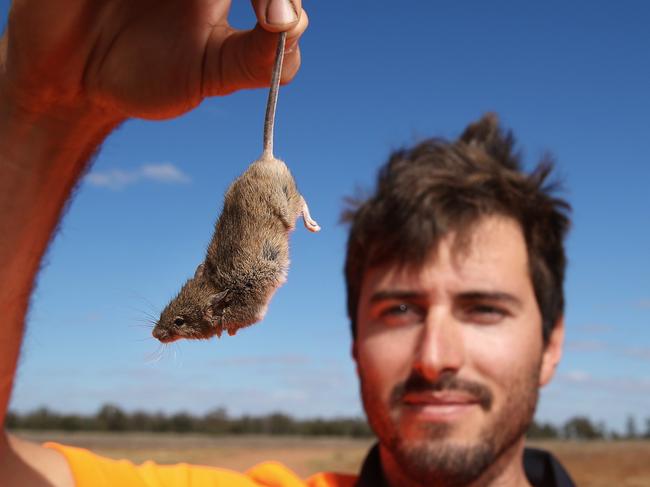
[171,341,184,367]
[130,316,157,329]
[129,314,159,344]
[144,343,166,364]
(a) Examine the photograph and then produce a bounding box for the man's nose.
[412,308,465,382]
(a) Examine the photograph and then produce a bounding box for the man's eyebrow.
[457,291,523,308]
[369,290,426,303]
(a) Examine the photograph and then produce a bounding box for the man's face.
[354,215,563,485]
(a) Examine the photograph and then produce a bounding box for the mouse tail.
[262,31,287,159]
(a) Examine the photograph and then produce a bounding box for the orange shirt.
[44,442,357,487]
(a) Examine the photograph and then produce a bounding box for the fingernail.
[266,0,297,25]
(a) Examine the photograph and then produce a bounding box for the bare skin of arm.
[0,1,307,485]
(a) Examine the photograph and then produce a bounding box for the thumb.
[251,0,302,33]
[204,6,308,97]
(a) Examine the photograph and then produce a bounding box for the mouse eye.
[173,317,185,326]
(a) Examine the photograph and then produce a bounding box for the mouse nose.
[152,326,175,343]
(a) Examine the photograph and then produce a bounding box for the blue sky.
[4,1,649,433]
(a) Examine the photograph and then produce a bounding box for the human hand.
[0,0,308,122]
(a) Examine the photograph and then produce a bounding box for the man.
[0,1,575,486]
[343,115,575,486]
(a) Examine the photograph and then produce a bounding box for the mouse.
[152,32,319,344]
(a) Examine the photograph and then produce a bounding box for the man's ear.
[539,316,565,387]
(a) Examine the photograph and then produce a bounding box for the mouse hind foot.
[301,197,320,232]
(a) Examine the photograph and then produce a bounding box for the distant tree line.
[528,415,650,440]
[5,405,649,440]
[5,405,373,437]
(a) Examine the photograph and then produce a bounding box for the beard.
[359,365,541,487]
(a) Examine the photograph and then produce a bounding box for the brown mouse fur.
[152,32,319,343]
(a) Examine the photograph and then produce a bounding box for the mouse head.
[152,265,227,343]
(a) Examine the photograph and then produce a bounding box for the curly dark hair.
[343,114,571,345]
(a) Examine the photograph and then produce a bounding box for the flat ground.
[15,432,650,486]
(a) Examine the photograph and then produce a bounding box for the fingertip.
[285,7,308,46]
[204,6,307,97]
[280,8,307,83]
[251,0,303,33]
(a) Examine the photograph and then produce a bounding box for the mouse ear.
[209,289,230,308]
[194,263,205,279]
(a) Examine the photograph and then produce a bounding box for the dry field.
[16,432,650,486]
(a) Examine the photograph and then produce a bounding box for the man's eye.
[378,303,422,325]
[384,304,411,315]
[465,305,508,323]
[473,305,502,314]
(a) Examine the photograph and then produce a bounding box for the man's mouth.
[403,391,479,405]
[401,391,481,421]
[390,371,494,414]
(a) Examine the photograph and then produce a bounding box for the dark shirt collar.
[356,443,576,487]
[356,443,389,487]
